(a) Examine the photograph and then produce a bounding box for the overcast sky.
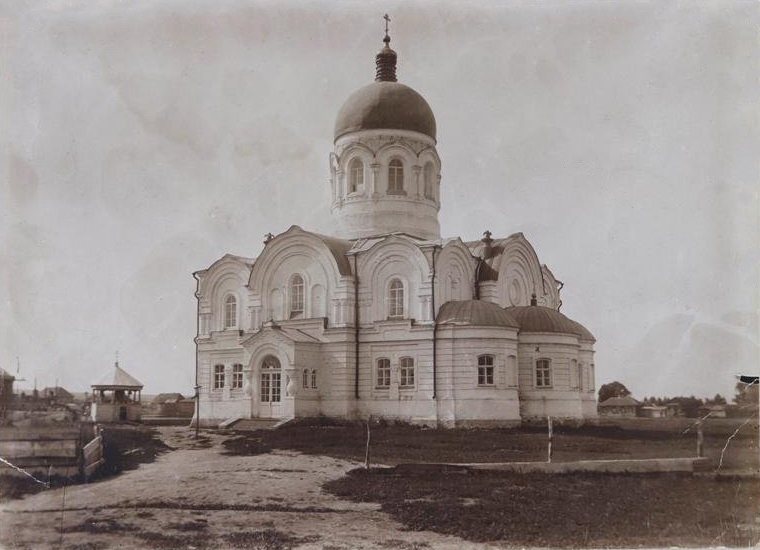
[1,0,757,400]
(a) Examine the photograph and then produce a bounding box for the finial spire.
[115,350,119,368]
[375,14,397,82]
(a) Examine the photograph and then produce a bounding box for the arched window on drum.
[348,158,364,194]
[388,159,404,194]
[423,162,435,200]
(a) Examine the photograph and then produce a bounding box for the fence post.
[547,416,553,463]
[696,420,704,458]
[365,415,372,470]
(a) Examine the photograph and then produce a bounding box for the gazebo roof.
[91,362,143,390]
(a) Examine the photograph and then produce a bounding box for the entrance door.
[119,406,127,421]
[257,356,282,418]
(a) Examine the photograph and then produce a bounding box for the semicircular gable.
[435,239,477,305]
[198,255,253,304]
[248,227,351,291]
[495,234,544,307]
[359,236,430,284]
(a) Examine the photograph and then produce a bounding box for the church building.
[193,28,597,427]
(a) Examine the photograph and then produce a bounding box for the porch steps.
[224,418,281,431]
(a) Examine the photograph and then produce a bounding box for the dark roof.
[0,368,14,380]
[505,305,595,341]
[153,393,185,404]
[599,396,639,407]
[92,363,144,389]
[334,82,436,141]
[437,300,520,328]
[41,387,74,400]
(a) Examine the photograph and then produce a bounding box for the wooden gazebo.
[90,362,144,423]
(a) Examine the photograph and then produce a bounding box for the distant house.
[638,405,667,418]
[665,401,683,417]
[699,404,727,418]
[41,386,75,404]
[152,393,194,417]
[598,395,639,417]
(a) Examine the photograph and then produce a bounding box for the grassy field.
[222,416,759,472]
[325,468,759,547]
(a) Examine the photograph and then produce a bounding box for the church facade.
[193,32,597,427]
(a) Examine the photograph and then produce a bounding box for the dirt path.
[0,427,494,550]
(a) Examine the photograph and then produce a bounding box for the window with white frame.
[399,357,415,388]
[478,355,495,386]
[232,363,243,390]
[388,279,404,319]
[348,158,364,193]
[290,274,304,318]
[388,159,404,194]
[376,358,391,388]
[311,369,317,389]
[302,368,309,388]
[224,295,237,329]
[536,359,552,388]
[260,356,281,403]
[423,162,435,199]
[213,364,225,390]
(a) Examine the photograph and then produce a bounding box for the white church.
[193,28,597,427]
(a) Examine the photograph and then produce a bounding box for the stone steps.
[225,418,281,431]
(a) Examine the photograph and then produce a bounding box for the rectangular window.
[271,372,281,402]
[261,371,281,402]
[399,357,415,388]
[478,355,494,386]
[536,359,552,388]
[376,358,391,388]
[213,364,225,390]
[232,364,243,390]
[260,373,270,401]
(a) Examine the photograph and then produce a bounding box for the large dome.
[334,81,436,141]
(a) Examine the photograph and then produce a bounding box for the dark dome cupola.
[329,17,441,240]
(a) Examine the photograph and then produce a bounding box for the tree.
[711,393,727,405]
[733,381,759,407]
[598,381,631,403]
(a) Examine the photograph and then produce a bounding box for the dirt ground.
[0,427,484,550]
[1,420,757,549]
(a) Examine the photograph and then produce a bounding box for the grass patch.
[325,468,760,547]
[221,418,758,470]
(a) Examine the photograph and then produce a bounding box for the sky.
[1,0,757,400]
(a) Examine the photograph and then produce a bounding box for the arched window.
[388,279,404,319]
[536,359,552,388]
[311,369,318,389]
[399,357,415,387]
[478,355,494,386]
[423,162,435,200]
[348,158,364,194]
[388,159,404,194]
[302,368,309,389]
[224,295,237,329]
[376,358,391,388]
[290,274,304,318]
[260,356,281,403]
